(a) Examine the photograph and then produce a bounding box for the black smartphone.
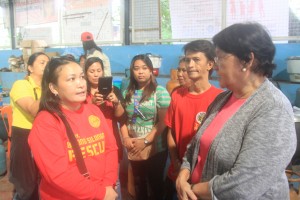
[98,76,113,98]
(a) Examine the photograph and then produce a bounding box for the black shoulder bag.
[58,114,90,179]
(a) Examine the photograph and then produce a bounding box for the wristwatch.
[144,138,150,145]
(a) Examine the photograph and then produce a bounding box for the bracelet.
[123,136,130,140]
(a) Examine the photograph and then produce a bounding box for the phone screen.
[98,76,113,98]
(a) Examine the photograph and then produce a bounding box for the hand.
[130,138,146,155]
[106,92,119,105]
[123,137,134,150]
[92,92,105,106]
[103,186,118,200]
[176,170,197,200]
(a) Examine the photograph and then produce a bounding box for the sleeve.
[114,86,124,103]
[28,112,106,200]
[156,85,171,108]
[181,135,197,172]
[210,102,296,199]
[164,95,175,128]
[114,86,128,125]
[10,80,32,102]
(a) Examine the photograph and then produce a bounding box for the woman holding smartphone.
[84,57,127,199]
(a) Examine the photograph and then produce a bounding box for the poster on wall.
[227,0,289,37]
[14,0,58,26]
[14,0,58,45]
[14,0,119,46]
[62,0,113,44]
[169,0,289,39]
[169,0,222,39]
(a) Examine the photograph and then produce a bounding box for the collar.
[27,76,40,89]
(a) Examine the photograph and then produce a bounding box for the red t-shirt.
[86,94,115,131]
[191,95,246,183]
[86,93,123,160]
[28,103,118,200]
[164,86,223,180]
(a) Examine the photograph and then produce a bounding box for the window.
[131,0,300,44]
[0,0,299,49]
[13,0,122,47]
[0,2,11,48]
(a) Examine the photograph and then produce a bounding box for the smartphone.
[98,76,113,98]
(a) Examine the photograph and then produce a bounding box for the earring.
[242,68,247,72]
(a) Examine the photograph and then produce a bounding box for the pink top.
[191,94,246,183]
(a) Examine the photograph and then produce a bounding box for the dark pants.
[165,176,178,200]
[9,127,39,200]
[130,150,168,200]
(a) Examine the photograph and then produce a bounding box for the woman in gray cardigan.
[176,23,296,200]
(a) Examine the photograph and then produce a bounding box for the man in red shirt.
[164,40,223,199]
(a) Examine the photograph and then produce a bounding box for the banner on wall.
[14,0,120,46]
[62,0,113,44]
[169,0,289,39]
[14,0,58,26]
[169,0,221,39]
[226,0,289,37]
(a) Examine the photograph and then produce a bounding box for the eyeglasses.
[177,68,187,73]
[214,54,233,65]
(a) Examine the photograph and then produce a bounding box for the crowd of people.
[7,22,296,200]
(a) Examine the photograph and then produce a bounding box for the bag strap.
[58,113,90,179]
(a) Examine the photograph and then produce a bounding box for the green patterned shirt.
[123,85,171,152]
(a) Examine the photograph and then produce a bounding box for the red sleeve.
[164,89,178,128]
[28,111,105,199]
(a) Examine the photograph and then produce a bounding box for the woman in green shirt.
[122,54,171,200]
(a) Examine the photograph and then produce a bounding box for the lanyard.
[131,91,146,124]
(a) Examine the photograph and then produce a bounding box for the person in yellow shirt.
[9,52,49,200]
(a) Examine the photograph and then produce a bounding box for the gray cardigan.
[182,79,296,200]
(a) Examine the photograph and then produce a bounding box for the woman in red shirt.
[29,57,118,200]
[84,57,127,199]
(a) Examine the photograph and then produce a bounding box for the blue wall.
[1,43,300,104]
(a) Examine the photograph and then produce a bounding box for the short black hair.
[183,40,215,77]
[183,40,215,61]
[27,52,49,75]
[212,22,276,77]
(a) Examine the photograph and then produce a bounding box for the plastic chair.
[286,169,300,200]
[0,106,12,157]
